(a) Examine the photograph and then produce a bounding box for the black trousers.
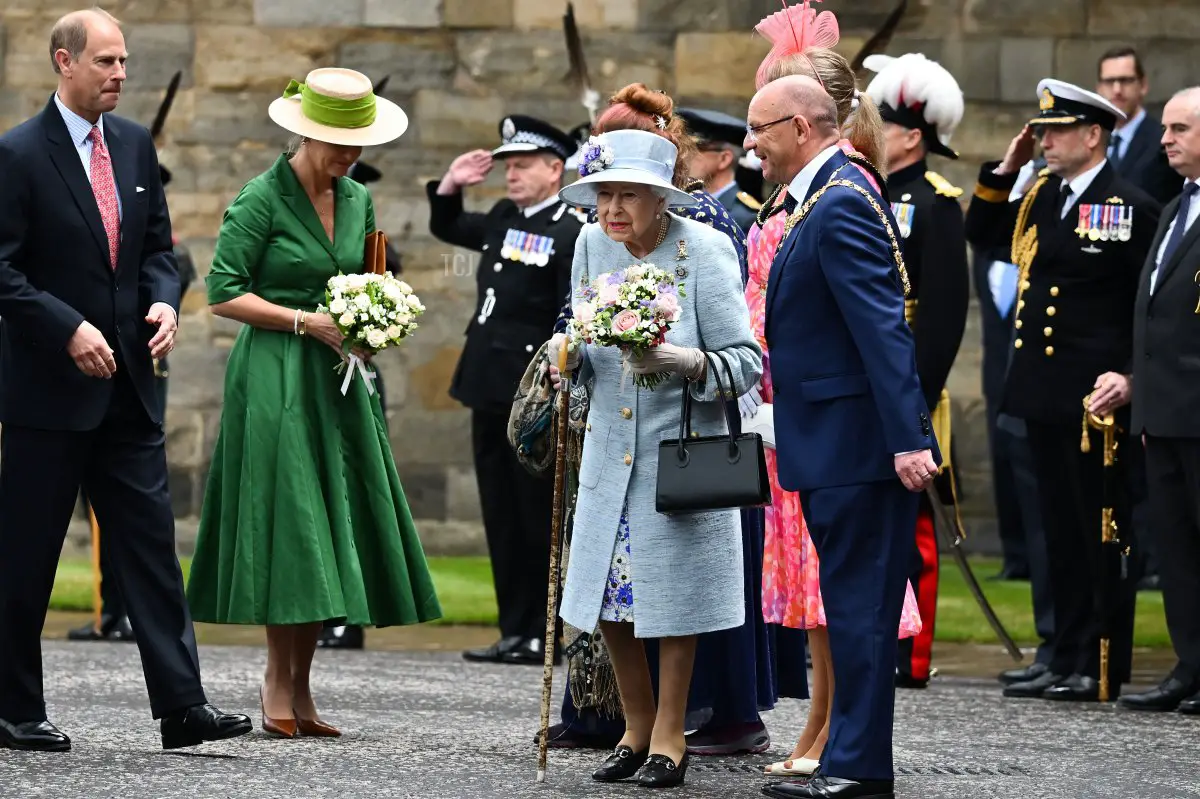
[471,409,553,641]
[1144,436,1200,681]
[1026,420,1136,684]
[0,370,206,722]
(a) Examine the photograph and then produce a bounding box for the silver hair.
[1171,86,1200,117]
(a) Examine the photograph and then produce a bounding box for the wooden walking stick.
[537,345,571,782]
[89,504,102,632]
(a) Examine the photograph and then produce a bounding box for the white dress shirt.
[1056,158,1108,219]
[787,144,842,206]
[1110,108,1146,164]
[54,92,122,220]
[522,194,559,218]
[1151,179,1200,294]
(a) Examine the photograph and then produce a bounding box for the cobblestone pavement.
[2,641,1198,798]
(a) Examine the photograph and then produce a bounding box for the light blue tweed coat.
[559,214,763,639]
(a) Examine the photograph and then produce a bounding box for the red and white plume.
[864,53,965,145]
[754,0,841,90]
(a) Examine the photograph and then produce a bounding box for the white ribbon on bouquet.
[339,353,377,396]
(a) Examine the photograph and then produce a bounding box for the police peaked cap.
[492,115,577,162]
[677,107,746,149]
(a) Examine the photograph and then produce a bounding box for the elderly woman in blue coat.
[546,129,762,788]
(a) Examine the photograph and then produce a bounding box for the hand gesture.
[443,150,494,192]
[894,450,938,493]
[1088,372,1132,416]
[998,125,1037,176]
[67,321,116,379]
[304,312,347,359]
[547,333,580,373]
[146,302,177,359]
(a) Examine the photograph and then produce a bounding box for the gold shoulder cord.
[1011,175,1049,301]
[776,167,912,297]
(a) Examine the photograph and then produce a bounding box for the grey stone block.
[965,0,1085,35]
[337,37,457,95]
[363,0,443,28]
[167,464,196,518]
[636,0,742,32]
[124,25,194,91]
[998,38,1054,104]
[254,0,364,27]
[394,466,448,518]
[178,92,290,147]
[927,38,1000,103]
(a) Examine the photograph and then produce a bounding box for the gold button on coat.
[620,408,632,419]
[1018,300,1025,310]
[1015,319,1023,329]
[1014,338,1023,349]
[1020,280,1031,290]
[1045,346,1055,356]
[1044,326,1053,337]
[586,423,592,432]
[1050,286,1060,296]
[1046,306,1057,316]
[623,453,632,465]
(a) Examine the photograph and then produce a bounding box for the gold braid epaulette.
[776,174,912,297]
[1011,174,1049,296]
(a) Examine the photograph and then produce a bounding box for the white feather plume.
[864,53,964,145]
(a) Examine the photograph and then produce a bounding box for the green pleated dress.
[186,154,442,627]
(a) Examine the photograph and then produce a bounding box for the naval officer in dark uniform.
[966,79,1161,702]
[427,115,584,665]
[676,108,762,236]
[864,53,970,690]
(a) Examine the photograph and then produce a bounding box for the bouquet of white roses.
[569,264,684,390]
[317,272,425,396]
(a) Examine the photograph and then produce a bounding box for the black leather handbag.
[656,352,771,514]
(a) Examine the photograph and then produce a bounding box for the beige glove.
[546,332,581,372]
[627,343,706,381]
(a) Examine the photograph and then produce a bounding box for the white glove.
[626,343,706,381]
[739,384,763,418]
[546,332,581,372]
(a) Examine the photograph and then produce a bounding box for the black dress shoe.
[1137,574,1162,592]
[592,745,649,781]
[1178,692,1200,715]
[502,637,561,666]
[637,752,689,788]
[764,776,895,799]
[535,722,622,750]
[0,718,71,752]
[999,661,1048,686]
[463,636,524,663]
[107,615,135,642]
[1119,676,1200,712]
[317,625,364,650]
[1002,670,1063,698]
[160,703,253,750]
[1043,674,1111,702]
[894,672,929,690]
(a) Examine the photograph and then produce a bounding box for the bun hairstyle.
[763,48,888,177]
[594,83,697,189]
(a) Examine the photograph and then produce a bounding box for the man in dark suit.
[966,79,1161,703]
[750,75,939,799]
[0,8,250,752]
[427,115,583,665]
[1121,86,1200,715]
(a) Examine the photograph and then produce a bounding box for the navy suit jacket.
[0,97,179,430]
[765,149,939,492]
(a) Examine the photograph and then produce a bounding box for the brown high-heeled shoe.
[294,713,341,738]
[259,686,296,738]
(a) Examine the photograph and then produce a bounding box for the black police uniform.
[676,108,762,236]
[966,92,1162,697]
[887,159,970,686]
[427,116,584,663]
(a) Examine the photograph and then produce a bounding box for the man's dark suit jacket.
[1133,185,1200,436]
[1115,112,1182,206]
[0,97,179,431]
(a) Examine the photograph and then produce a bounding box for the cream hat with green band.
[268,68,409,147]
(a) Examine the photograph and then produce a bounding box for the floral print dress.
[752,140,923,638]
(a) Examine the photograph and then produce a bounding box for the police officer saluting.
[427,115,583,665]
[864,53,970,690]
[966,79,1162,701]
[675,107,761,234]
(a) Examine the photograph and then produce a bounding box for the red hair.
[593,83,696,188]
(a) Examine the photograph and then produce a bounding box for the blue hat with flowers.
[558,129,697,209]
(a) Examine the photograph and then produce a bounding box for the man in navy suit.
[748,75,939,799]
[0,8,250,752]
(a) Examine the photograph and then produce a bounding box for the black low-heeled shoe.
[593,745,650,782]
[637,752,689,788]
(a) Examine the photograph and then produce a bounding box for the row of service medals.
[1075,204,1133,242]
[890,202,915,239]
[500,229,554,266]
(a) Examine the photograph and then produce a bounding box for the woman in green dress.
[186,68,442,738]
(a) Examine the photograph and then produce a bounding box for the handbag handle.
[674,352,742,463]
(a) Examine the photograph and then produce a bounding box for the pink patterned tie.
[88,127,120,270]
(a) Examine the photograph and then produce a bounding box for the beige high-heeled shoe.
[763,757,819,777]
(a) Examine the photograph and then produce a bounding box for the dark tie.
[1055,183,1074,221]
[783,192,799,214]
[1108,133,1124,169]
[1158,182,1199,268]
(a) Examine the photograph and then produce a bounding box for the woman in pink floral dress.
[746,35,923,778]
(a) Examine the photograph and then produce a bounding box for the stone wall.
[3,0,1200,551]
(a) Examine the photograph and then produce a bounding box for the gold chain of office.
[775,170,912,298]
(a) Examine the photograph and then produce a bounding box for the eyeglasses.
[745,115,797,142]
[1098,76,1141,88]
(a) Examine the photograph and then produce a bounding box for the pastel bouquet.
[317,272,426,396]
[569,264,685,390]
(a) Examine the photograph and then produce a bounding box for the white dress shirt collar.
[54,92,104,148]
[522,195,560,218]
[787,144,842,206]
[1058,158,1108,216]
